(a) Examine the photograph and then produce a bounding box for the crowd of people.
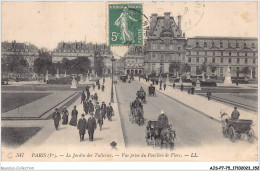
[52,77,114,142]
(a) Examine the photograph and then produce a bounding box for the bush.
[47,77,73,84]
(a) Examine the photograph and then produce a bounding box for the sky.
[2,1,258,58]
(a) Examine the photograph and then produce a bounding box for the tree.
[2,55,29,75]
[33,51,53,75]
[71,57,91,75]
[240,67,250,78]
[169,61,180,77]
[94,56,105,76]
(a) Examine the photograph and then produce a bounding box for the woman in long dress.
[62,106,69,125]
[69,106,78,126]
[114,6,138,44]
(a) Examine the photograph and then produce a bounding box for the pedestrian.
[207,89,212,100]
[191,86,195,94]
[77,114,87,142]
[188,88,191,94]
[103,77,105,84]
[69,106,78,126]
[107,103,114,121]
[173,82,175,89]
[98,84,101,90]
[231,107,240,120]
[52,108,61,130]
[86,113,97,142]
[88,100,94,115]
[92,83,95,90]
[180,83,184,91]
[87,91,90,100]
[101,102,107,120]
[62,106,69,125]
[96,105,104,131]
[81,91,86,104]
[86,85,89,93]
[152,79,155,85]
[84,99,89,115]
[102,84,105,92]
[160,81,162,90]
[95,102,101,119]
[163,83,166,90]
[236,80,239,86]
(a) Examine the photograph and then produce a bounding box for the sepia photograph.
[0,0,259,170]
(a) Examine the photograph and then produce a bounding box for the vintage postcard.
[1,0,259,165]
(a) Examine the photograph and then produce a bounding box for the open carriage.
[221,112,254,143]
[129,102,144,126]
[145,120,176,149]
[148,86,156,96]
[136,90,146,103]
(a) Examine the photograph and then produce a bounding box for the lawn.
[1,127,41,148]
[2,92,51,113]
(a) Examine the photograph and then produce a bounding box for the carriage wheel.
[228,127,236,143]
[152,137,156,148]
[247,129,254,143]
[222,127,229,138]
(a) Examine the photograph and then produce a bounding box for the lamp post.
[111,56,115,103]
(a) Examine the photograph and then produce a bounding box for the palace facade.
[143,12,186,75]
[124,45,144,75]
[185,37,258,78]
[1,41,39,68]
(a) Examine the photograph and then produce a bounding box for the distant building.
[186,37,258,78]
[51,42,112,71]
[115,57,125,74]
[144,12,186,75]
[1,41,39,68]
[124,45,144,75]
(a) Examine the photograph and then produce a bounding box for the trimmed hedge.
[47,77,73,84]
[192,81,217,87]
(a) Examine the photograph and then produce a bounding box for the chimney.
[150,13,158,34]
[177,15,182,36]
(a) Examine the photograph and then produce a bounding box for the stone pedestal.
[224,67,232,84]
[195,77,201,90]
[55,69,60,79]
[179,77,182,83]
[79,75,84,84]
[70,76,78,88]
[45,71,49,82]
[201,72,205,82]
[186,72,191,79]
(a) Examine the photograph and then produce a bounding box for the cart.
[129,102,144,126]
[221,113,254,143]
[148,86,156,96]
[145,120,176,149]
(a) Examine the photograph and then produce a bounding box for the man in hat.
[84,99,89,115]
[81,91,86,104]
[86,112,97,142]
[88,100,94,115]
[207,89,212,101]
[157,110,169,126]
[101,101,107,120]
[180,83,184,91]
[77,114,87,142]
[231,107,240,120]
[52,108,61,130]
[107,103,114,121]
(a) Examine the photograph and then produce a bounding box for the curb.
[114,84,127,148]
[138,80,222,123]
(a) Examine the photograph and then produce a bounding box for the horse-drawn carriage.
[120,75,127,82]
[129,102,144,126]
[148,86,156,96]
[221,111,254,143]
[136,90,146,103]
[145,120,176,149]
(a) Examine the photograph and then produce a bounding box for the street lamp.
[111,56,115,103]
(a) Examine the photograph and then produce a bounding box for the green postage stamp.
[108,4,143,46]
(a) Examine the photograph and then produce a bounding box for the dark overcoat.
[87,117,97,133]
[77,118,87,134]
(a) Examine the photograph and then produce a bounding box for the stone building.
[185,37,258,78]
[1,41,39,68]
[52,42,112,72]
[124,45,144,75]
[143,12,186,75]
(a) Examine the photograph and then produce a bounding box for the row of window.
[188,57,256,64]
[151,44,182,50]
[188,51,256,57]
[195,41,256,48]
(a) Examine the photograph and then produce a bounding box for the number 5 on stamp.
[108,4,143,46]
